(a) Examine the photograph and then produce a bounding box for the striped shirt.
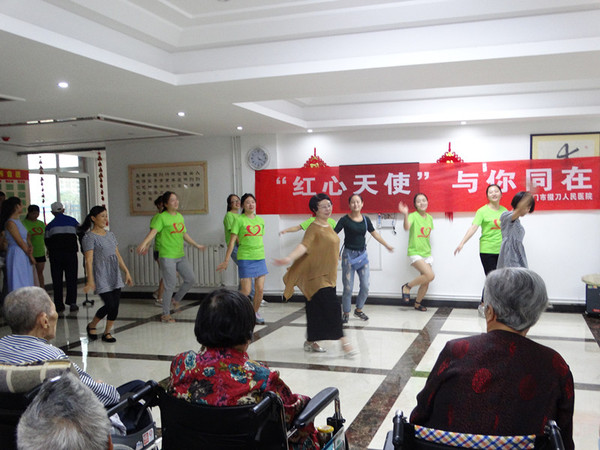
[0,334,120,405]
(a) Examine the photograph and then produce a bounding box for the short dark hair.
[154,196,163,208]
[161,191,177,207]
[226,194,240,212]
[194,289,255,348]
[308,193,332,213]
[413,192,428,208]
[510,191,535,213]
[27,204,40,213]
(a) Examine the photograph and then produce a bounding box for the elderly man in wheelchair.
[384,268,573,450]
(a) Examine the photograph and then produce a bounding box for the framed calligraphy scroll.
[530,132,600,159]
[128,162,208,215]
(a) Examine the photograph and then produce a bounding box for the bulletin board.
[128,162,208,215]
[0,168,30,212]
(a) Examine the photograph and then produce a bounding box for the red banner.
[255,157,600,213]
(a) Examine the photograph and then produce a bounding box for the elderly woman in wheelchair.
[409,268,574,449]
[168,288,321,449]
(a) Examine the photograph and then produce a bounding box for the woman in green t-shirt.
[217,193,267,325]
[22,204,46,288]
[398,193,434,312]
[137,191,205,323]
[454,184,507,275]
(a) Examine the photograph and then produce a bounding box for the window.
[27,153,92,223]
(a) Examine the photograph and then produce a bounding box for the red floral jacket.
[169,347,320,449]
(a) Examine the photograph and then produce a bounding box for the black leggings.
[95,288,121,321]
[479,253,499,275]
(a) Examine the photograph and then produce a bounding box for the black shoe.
[102,333,116,343]
[55,304,65,313]
[354,310,369,321]
[86,324,98,341]
[342,313,349,324]
[69,304,79,312]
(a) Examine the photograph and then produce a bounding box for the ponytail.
[77,205,106,234]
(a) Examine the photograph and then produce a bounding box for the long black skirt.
[305,287,343,341]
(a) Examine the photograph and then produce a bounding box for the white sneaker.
[260,299,268,307]
[255,312,265,325]
[154,298,163,307]
[152,290,159,299]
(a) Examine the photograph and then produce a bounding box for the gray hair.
[3,287,53,334]
[483,267,548,331]
[17,372,111,450]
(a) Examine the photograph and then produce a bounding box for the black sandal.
[414,302,427,312]
[86,324,98,341]
[401,283,411,303]
[102,333,116,343]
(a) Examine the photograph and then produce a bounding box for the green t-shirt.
[300,217,336,230]
[233,214,265,260]
[151,211,186,259]
[150,213,163,253]
[473,204,508,254]
[223,211,239,244]
[22,218,45,258]
[407,211,433,257]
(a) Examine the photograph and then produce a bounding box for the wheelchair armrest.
[392,410,407,447]
[292,387,339,428]
[545,420,565,450]
[106,380,158,417]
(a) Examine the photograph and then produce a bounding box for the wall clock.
[247,146,270,170]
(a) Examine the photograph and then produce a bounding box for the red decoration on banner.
[437,142,463,164]
[256,156,600,214]
[302,148,328,168]
[437,142,463,220]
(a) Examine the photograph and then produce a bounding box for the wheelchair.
[383,411,565,450]
[0,374,158,450]
[156,385,348,449]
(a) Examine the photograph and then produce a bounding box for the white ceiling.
[1,0,600,150]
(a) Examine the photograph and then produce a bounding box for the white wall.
[103,118,600,304]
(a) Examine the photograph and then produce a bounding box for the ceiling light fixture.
[178,112,185,117]
[237,126,243,131]
[58,82,69,89]
[460,121,467,125]
[307,129,313,133]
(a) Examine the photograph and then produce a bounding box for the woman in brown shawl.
[274,193,355,356]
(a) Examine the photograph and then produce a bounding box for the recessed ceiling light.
[178,111,186,117]
[460,121,467,125]
[307,129,313,133]
[58,82,69,89]
[237,126,243,131]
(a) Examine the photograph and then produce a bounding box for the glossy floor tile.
[0,294,598,450]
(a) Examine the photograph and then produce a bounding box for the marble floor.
[1,295,599,449]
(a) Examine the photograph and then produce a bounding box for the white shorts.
[409,255,433,265]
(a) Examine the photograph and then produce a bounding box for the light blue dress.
[6,218,34,292]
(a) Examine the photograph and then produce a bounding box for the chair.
[383,411,565,450]
[157,385,347,450]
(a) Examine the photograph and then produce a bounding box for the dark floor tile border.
[574,382,600,392]
[345,307,452,450]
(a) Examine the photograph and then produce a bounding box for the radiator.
[127,245,226,288]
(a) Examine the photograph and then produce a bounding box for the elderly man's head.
[3,287,58,339]
[483,267,548,332]
[17,372,112,450]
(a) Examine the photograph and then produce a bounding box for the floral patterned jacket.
[169,347,319,449]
